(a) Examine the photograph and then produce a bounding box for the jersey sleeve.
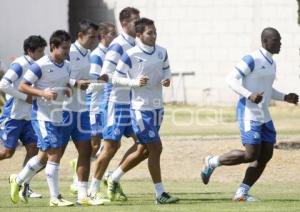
[23,63,42,85]
[112,53,139,87]
[162,51,171,80]
[234,55,255,77]
[102,43,124,75]
[89,54,103,78]
[0,65,27,101]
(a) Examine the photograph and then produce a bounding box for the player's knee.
[244,152,257,163]
[1,148,15,159]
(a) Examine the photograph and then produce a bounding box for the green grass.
[161,104,300,136]
[1,180,300,211]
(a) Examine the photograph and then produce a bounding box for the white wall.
[0,0,68,65]
[103,0,300,105]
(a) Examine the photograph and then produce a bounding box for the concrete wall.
[102,0,300,105]
[0,0,68,62]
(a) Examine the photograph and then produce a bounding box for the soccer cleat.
[76,197,105,206]
[156,192,179,204]
[107,177,118,201]
[89,192,111,203]
[116,184,128,201]
[233,193,257,202]
[49,194,74,207]
[9,174,21,204]
[70,183,78,195]
[20,183,42,202]
[201,155,215,185]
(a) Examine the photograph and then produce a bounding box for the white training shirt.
[102,32,136,104]
[113,39,171,110]
[0,55,34,120]
[226,47,285,125]
[63,41,91,112]
[23,55,71,123]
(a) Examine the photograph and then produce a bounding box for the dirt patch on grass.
[1,136,300,184]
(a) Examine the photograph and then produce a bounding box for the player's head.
[261,27,281,54]
[119,7,140,37]
[98,22,117,47]
[77,19,99,50]
[49,30,71,61]
[23,35,47,61]
[135,18,156,46]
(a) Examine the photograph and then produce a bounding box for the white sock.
[111,167,125,183]
[209,156,220,168]
[154,182,165,198]
[16,156,44,185]
[45,161,60,198]
[236,183,250,195]
[77,181,88,200]
[89,177,101,195]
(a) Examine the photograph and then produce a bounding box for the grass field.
[1,105,300,211]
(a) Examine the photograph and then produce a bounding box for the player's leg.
[234,121,276,201]
[73,111,104,206]
[201,121,262,184]
[90,140,119,197]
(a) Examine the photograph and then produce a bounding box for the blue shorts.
[131,109,164,144]
[102,102,134,142]
[32,120,62,151]
[90,113,103,138]
[1,119,37,149]
[61,111,91,145]
[240,120,276,145]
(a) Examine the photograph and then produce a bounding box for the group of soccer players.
[0,7,179,206]
[0,5,299,208]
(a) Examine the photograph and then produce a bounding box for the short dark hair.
[98,22,115,40]
[49,30,71,52]
[77,19,99,37]
[135,18,154,34]
[23,35,47,55]
[119,7,139,22]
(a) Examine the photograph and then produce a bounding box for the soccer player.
[69,22,117,196]
[109,17,179,204]
[201,27,299,201]
[88,7,146,201]
[9,30,74,206]
[0,35,47,200]
[61,20,105,206]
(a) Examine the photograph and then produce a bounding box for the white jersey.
[63,41,91,112]
[0,55,34,120]
[113,40,171,110]
[226,47,285,125]
[87,43,107,115]
[23,55,71,123]
[102,32,136,104]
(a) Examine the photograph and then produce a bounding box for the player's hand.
[248,92,263,104]
[161,79,170,87]
[76,79,90,90]
[139,75,149,86]
[284,93,299,104]
[99,74,109,83]
[25,95,33,104]
[42,88,57,101]
[65,85,72,97]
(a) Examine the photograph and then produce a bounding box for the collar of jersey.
[98,43,107,54]
[259,47,273,65]
[121,32,135,47]
[136,38,155,55]
[74,41,88,57]
[49,55,64,68]
[24,55,34,65]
